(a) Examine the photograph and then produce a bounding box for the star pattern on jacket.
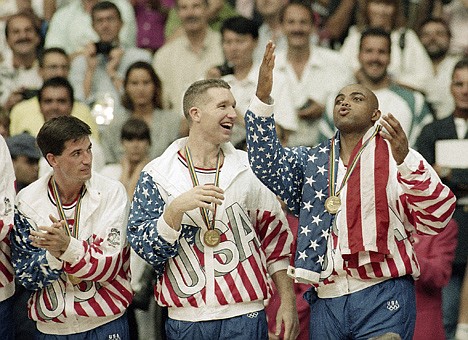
[128,172,199,278]
[245,111,338,278]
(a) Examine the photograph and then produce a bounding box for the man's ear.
[45,153,57,167]
[371,109,381,123]
[188,106,201,122]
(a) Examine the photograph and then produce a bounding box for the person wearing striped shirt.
[245,42,456,340]
[127,78,299,339]
[10,116,132,339]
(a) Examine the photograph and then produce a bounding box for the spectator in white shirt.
[0,12,42,113]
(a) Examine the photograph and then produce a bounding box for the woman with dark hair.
[101,116,168,340]
[101,117,151,197]
[101,60,180,164]
[340,0,432,91]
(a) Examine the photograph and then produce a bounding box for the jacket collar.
[148,137,249,196]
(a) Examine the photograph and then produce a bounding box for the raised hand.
[84,42,98,70]
[379,113,409,165]
[107,47,124,74]
[256,41,276,103]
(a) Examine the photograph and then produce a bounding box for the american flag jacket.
[0,136,15,302]
[245,96,456,288]
[127,138,293,321]
[11,172,132,335]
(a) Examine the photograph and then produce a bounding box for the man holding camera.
[0,12,42,113]
[9,47,99,140]
[69,1,151,118]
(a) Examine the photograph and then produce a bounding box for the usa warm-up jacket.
[11,172,132,334]
[245,96,456,295]
[127,138,293,322]
[0,136,15,302]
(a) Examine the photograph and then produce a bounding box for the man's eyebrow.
[335,91,367,101]
[350,91,366,97]
[68,142,92,155]
[216,98,235,106]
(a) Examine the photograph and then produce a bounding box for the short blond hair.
[182,79,231,121]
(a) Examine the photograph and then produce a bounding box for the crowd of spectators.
[0,0,467,339]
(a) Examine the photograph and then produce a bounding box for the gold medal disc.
[204,229,221,247]
[68,274,82,285]
[325,196,341,214]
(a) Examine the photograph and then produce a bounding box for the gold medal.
[51,178,86,286]
[204,229,221,247]
[325,196,341,214]
[68,274,81,285]
[185,146,223,248]
[327,127,380,216]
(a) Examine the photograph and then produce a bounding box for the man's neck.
[355,70,391,91]
[430,55,446,74]
[53,176,84,205]
[185,135,222,168]
[234,61,253,81]
[287,46,310,79]
[186,28,207,54]
[263,15,282,33]
[287,45,310,61]
[339,130,368,165]
[453,107,468,120]
[12,54,36,69]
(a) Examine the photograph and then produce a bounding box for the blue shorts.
[35,313,129,340]
[0,295,15,340]
[308,276,416,340]
[165,310,268,340]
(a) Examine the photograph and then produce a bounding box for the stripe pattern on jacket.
[127,140,292,310]
[245,109,456,285]
[0,136,15,301]
[10,173,132,326]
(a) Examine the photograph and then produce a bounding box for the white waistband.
[317,275,389,298]
[36,313,122,335]
[168,301,264,322]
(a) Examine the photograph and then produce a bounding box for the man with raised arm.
[245,42,456,339]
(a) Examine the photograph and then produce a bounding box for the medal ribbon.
[185,146,221,231]
[50,178,87,239]
[329,126,381,198]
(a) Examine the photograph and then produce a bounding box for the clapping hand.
[29,214,71,258]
